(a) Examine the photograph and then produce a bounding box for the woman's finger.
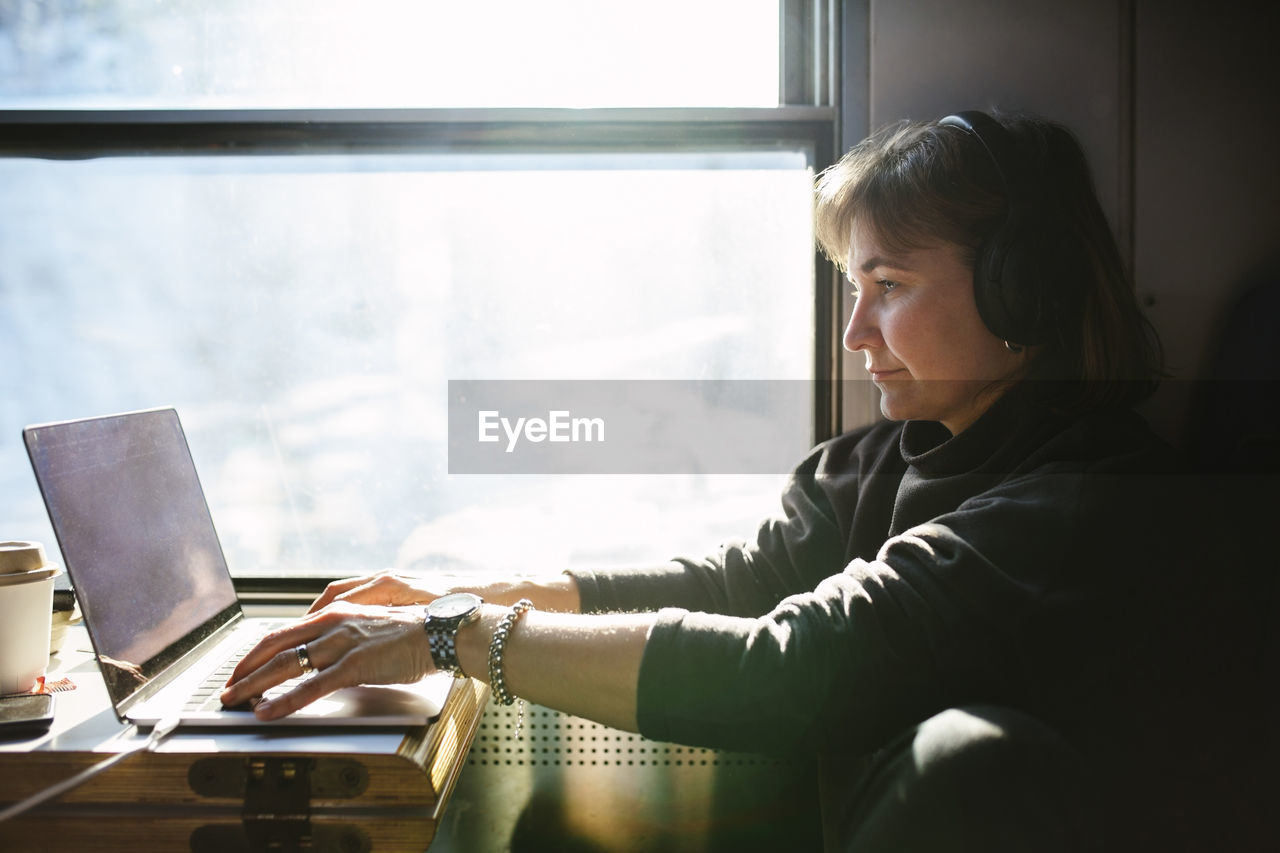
[226,617,323,685]
[251,661,357,721]
[219,608,349,704]
[220,641,314,707]
[308,571,391,613]
[328,578,385,608]
[331,573,429,608]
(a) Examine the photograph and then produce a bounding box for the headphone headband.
[936,110,1066,347]
[939,111,1026,215]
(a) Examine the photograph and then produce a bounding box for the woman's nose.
[843,297,879,353]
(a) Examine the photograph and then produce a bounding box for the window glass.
[0,151,815,576]
[0,0,780,108]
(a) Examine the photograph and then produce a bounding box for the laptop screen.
[24,409,240,701]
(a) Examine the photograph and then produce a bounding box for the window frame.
[0,4,846,599]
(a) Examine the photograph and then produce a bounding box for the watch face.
[431,592,481,620]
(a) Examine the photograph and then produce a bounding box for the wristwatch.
[423,592,484,677]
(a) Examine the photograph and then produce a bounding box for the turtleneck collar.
[898,383,1044,479]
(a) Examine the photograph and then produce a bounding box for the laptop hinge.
[116,608,248,719]
[187,756,371,853]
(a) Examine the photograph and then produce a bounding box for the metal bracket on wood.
[188,756,370,853]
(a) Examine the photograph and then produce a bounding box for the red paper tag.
[31,676,76,694]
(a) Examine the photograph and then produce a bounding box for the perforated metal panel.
[432,701,821,853]
[470,703,788,769]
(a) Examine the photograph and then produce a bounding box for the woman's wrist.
[455,604,506,682]
[451,578,578,682]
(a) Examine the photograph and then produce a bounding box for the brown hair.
[815,111,1162,412]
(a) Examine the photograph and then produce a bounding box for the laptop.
[23,407,452,729]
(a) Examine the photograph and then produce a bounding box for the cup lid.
[0,541,49,575]
[0,564,61,587]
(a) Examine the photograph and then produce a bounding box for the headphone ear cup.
[972,223,1028,344]
[974,215,1062,347]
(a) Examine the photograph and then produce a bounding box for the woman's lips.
[868,368,904,381]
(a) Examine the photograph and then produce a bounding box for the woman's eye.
[849,278,897,299]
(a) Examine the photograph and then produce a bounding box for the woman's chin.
[877,389,920,423]
[878,399,913,423]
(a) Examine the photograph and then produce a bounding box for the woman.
[221,111,1260,851]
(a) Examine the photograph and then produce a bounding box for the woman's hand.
[220,601,434,721]
[309,570,585,614]
[307,570,445,613]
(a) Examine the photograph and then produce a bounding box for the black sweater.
[569,386,1271,850]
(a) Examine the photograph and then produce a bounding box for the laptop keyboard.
[183,625,292,713]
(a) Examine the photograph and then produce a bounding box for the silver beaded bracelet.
[488,598,534,738]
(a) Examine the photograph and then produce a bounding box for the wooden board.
[1,678,486,806]
[0,630,488,851]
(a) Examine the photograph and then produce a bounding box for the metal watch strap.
[426,626,463,676]
[423,593,482,677]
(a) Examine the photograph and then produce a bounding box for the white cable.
[0,715,181,824]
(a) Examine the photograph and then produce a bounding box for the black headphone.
[938,110,1075,348]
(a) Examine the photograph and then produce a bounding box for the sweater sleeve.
[633,558,963,757]
[568,437,861,618]
[633,471,1104,758]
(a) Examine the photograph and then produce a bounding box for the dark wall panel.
[847,0,1280,442]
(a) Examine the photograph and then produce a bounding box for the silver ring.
[295,644,316,675]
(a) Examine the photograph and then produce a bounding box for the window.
[0,2,840,582]
[0,0,780,109]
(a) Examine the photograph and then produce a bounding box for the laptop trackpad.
[149,673,454,729]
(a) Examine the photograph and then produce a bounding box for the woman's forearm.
[455,604,653,733]
[454,574,582,613]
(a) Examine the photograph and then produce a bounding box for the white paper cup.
[0,567,58,694]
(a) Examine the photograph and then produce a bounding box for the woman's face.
[843,219,1027,434]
